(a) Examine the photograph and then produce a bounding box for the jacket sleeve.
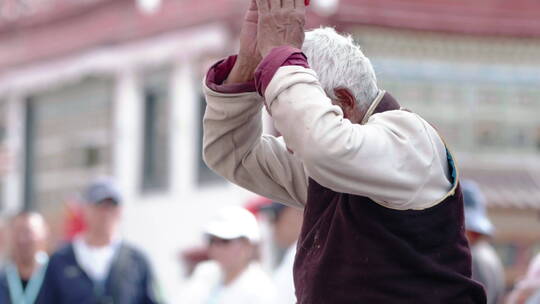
[202,61,309,208]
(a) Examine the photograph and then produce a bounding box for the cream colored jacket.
[203,65,453,210]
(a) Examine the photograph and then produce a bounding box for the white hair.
[302,27,379,112]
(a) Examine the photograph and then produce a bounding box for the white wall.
[117,55,258,302]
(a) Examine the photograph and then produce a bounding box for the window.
[22,98,36,210]
[24,77,114,212]
[536,127,540,152]
[474,120,506,149]
[515,89,539,107]
[196,93,224,186]
[476,87,507,108]
[506,126,528,149]
[140,70,170,192]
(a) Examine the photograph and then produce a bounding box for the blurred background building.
[0,0,539,300]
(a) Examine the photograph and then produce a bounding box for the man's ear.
[333,88,357,119]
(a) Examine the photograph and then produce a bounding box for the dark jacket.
[0,264,47,304]
[0,271,12,304]
[37,242,160,304]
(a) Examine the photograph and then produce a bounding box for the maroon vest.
[293,93,487,303]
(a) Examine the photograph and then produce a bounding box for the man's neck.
[223,262,249,286]
[15,257,38,280]
[84,232,114,248]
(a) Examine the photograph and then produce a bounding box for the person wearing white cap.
[181,206,275,304]
[463,180,505,304]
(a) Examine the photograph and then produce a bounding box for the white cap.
[204,206,260,243]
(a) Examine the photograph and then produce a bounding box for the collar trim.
[361,90,386,125]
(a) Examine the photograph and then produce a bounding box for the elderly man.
[202,0,486,302]
[0,212,49,304]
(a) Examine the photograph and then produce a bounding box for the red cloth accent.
[180,247,210,276]
[205,55,256,93]
[255,46,309,96]
[63,201,86,241]
[205,48,309,96]
[244,196,273,217]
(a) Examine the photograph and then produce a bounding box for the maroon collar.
[361,91,401,124]
[373,92,400,115]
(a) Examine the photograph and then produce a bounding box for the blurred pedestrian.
[507,254,540,304]
[38,177,161,304]
[0,212,49,304]
[202,0,486,302]
[181,206,275,304]
[462,180,505,304]
[259,202,302,304]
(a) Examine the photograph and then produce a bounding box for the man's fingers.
[256,0,269,13]
[245,0,258,23]
[249,0,258,11]
[283,0,295,9]
[270,0,280,10]
[294,0,305,9]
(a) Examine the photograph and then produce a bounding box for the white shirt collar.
[73,235,121,282]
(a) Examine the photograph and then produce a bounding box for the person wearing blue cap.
[38,177,162,304]
[463,180,506,304]
[180,206,275,304]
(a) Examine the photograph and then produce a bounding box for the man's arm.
[203,58,308,208]
[202,0,308,207]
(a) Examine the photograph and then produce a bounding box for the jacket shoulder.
[119,243,148,260]
[47,242,76,268]
[115,242,153,274]
[51,242,74,258]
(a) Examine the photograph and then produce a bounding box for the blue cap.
[83,177,122,205]
[462,180,493,236]
[258,202,286,214]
